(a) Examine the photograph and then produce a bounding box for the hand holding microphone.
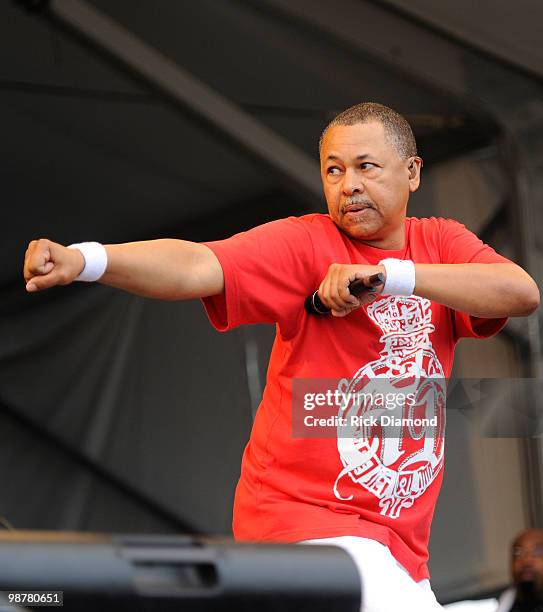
[305,264,386,316]
[305,259,417,316]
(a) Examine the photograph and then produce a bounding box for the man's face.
[512,530,543,600]
[320,121,421,249]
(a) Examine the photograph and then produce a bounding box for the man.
[23,103,539,611]
[497,529,543,612]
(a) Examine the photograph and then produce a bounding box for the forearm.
[101,239,224,300]
[413,263,540,317]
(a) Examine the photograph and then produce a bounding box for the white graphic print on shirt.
[333,296,446,519]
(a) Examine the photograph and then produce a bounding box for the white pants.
[299,536,444,612]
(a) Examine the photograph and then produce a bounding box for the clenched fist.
[317,263,386,317]
[23,239,84,292]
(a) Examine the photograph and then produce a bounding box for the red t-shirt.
[202,214,510,582]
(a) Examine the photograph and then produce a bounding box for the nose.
[342,168,364,196]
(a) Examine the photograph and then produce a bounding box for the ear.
[407,157,423,192]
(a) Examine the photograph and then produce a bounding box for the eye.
[326,166,342,175]
[360,162,376,170]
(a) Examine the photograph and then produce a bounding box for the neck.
[517,582,543,604]
[355,225,405,250]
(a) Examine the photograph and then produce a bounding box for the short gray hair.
[319,102,417,158]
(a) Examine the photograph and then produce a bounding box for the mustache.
[342,195,375,213]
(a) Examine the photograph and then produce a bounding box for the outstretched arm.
[23,238,224,300]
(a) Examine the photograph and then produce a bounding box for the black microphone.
[305,272,385,315]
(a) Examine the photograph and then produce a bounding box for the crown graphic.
[368,296,433,336]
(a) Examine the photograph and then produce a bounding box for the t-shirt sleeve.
[438,218,511,340]
[201,216,316,335]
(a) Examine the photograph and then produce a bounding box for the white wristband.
[67,242,108,282]
[378,258,416,296]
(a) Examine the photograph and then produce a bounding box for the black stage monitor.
[0,531,361,611]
